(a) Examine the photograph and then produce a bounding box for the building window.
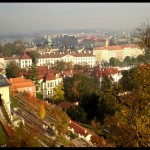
[47,83,49,87]
[0,94,2,105]
[48,91,50,95]
[50,83,52,87]
[50,90,52,95]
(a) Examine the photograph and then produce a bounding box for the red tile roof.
[37,66,48,75]
[92,67,120,77]
[20,53,32,60]
[39,52,94,59]
[69,120,91,138]
[58,102,75,109]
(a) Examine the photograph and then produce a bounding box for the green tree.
[6,62,20,78]
[26,63,39,91]
[80,90,117,124]
[80,93,100,122]
[73,64,82,70]
[109,57,120,67]
[0,122,8,146]
[3,43,15,57]
[101,75,113,91]
[119,67,139,92]
[67,106,87,123]
[54,60,67,72]
[124,56,132,66]
[63,73,99,102]
[63,76,74,101]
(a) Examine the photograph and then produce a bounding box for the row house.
[93,44,144,63]
[36,52,96,68]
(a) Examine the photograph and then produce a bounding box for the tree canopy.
[6,62,20,78]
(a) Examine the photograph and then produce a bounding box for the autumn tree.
[6,62,20,78]
[39,101,46,119]
[104,64,150,147]
[50,106,69,136]
[135,20,150,62]
[6,122,42,147]
[51,83,65,104]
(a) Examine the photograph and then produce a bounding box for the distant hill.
[28,28,131,35]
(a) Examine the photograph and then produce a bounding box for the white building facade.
[93,44,144,63]
[36,52,96,68]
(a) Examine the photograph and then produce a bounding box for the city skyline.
[0,3,150,33]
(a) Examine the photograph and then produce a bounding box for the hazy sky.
[0,3,150,33]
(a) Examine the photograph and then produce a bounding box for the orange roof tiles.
[7,77,35,88]
[10,82,35,89]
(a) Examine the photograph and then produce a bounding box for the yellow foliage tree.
[39,101,46,119]
[52,83,65,104]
